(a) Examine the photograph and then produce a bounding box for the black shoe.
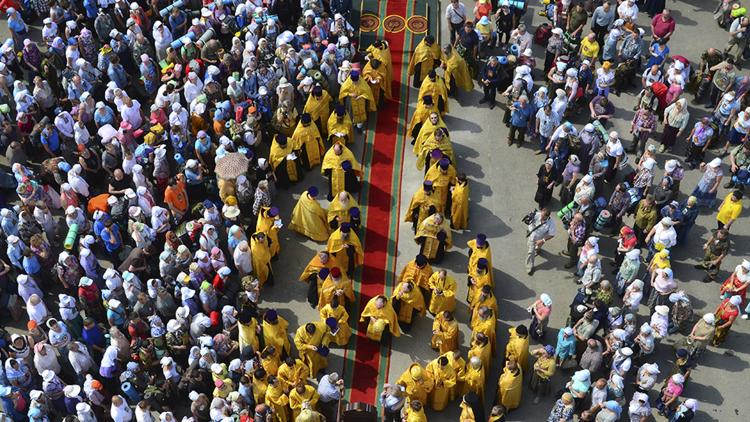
[694,264,706,269]
[724,182,735,189]
[489,103,496,109]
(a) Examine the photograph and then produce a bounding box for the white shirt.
[42,23,58,42]
[184,79,204,105]
[550,126,579,144]
[445,2,467,25]
[121,100,143,128]
[69,345,95,375]
[652,224,677,248]
[55,112,75,138]
[734,112,750,134]
[74,123,90,145]
[606,139,624,158]
[527,213,556,241]
[617,2,639,21]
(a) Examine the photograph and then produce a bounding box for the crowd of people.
[0,0,747,421]
[439,0,747,421]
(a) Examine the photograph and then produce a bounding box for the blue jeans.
[539,135,549,152]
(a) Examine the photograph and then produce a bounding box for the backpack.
[534,23,553,47]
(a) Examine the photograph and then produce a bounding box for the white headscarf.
[110,396,133,422]
[67,164,90,197]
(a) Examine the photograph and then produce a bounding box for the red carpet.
[348,0,411,405]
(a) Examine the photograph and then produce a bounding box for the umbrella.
[214,152,249,180]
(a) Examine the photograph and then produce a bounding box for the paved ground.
[3,0,750,420]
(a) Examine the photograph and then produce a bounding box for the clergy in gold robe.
[397,364,434,404]
[446,350,467,400]
[261,347,281,376]
[294,321,332,377]
[463,356,486,399]
[451,174,470,230]
[471,307,497,355]
[317,266,355,309]
[360,295,401,342]
[238,311,260,353]
[468,233,493,284]
[251,231,274,286]
[405,181,443,231]
[303,86,333,137]
[327,105,354,144]
[442,44,474,93]
[338,70,376,127]
[366,39,393,98]
[289,187,330,242]
[459,395,477,421]
[403,400,428,422]
[269,134,302,188]
[397,254,433,298]
[497,358,523,411]
[416,128,455,171]
[431,311,459,354]
[418,70,449,114]
[262,309,291,359]
[413,112,446,155]
[299,252,339,307]
[256,206,282,258]
[291,113,326,170]
[468,261,493,309]
[252,367,269,404]
[289,383,320,420]
[326,191,358,230]
[415,213,452,263]
[424,158,457,208]
[425,355,457,411]
[362,58,389,105]
[505,326,530,373]
[320,299,351,346]
[407,35,440,88]
[326,223,363,277]
[322,142,362,201]
[409,95,440,139]
[265,376,290,421]
[428,269,457,315]
[392,280,426,328]
[468,332,492,377]
[277,358,310,393]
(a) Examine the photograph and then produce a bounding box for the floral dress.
[691,166,723,208]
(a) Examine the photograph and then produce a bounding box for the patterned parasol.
[214,152,249,180]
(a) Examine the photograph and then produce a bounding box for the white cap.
[643,158,656,171]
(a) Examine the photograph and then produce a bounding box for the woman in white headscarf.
[67,164,90,197]
[199,224,219,252]
[232,240,253,277]
[628,391,652,421]
[99,344,120,382]
[183,72,204,105]
[132,164,150,191]
[623,279,645,312]
[671,398,697,421]
[76,402,97,422]
[135,186,155,218]
[33,342,60,375]
[152,21,173,62]
[17,275,43,303]
[26,294,48,324]
[110,395,133,422]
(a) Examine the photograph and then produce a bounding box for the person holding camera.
[525,208,556,275]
